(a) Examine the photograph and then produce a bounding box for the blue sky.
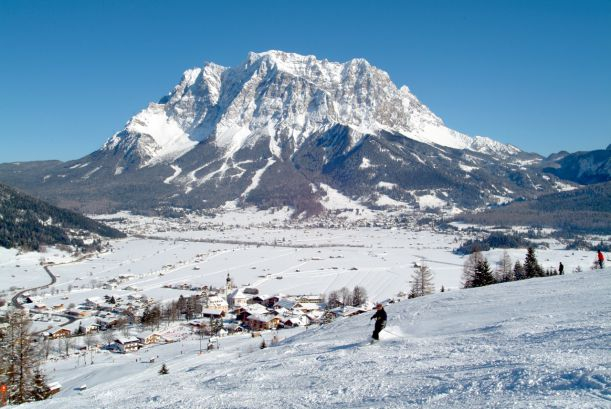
[0,0,609,162]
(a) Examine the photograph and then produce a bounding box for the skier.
[598,250,605,269]
[558,262,564,275]
[370,303,387,341]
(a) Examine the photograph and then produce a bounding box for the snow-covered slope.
[27,270,611,408]
[103,50,518,167]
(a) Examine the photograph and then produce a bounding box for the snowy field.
[22,269,611,409]
[1,210,609,408]
[5,226,598,328]
[0,211,602,331]
[0,247,73,298]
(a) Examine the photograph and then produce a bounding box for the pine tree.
[513,260,525,280]
[472,259,496,287]
[30,368,50,401]
[462,249,485,288]
[158,363,169,375]
[409,264,435,298]
[524,247,543,278]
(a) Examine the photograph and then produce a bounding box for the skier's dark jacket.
[371,308,387,324]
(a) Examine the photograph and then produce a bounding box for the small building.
[115,336,141,353]
[84,297,104,308]
[293,302,321,313]
[201,308,224,319]
[297,294,324,304]
[136,331,161,345]
[224,323,244,334]
[47,382,62,396]
[274,298,296,310]
[235,304,269,322]
[245,314,281,331]
[339,306,368,317]
[47,328,71,339]
[227,288,249,308]
[207,295,229,313]
[263,296,280,308]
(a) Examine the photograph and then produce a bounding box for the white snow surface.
[417,194,447,209]
[23,269,611,409]
[163,165,182,184]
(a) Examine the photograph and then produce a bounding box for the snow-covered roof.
[243,304,269,315]
[294,302,321,311]
[247,314,278,323]
[201,308,224,316]
[116,336,140,344]
[136,330,160,339]
[275,298,296,310]
[208,295,228,306]
[228,288,248,299]
[47,382,62,391]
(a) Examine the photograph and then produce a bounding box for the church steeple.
[225,273,233,301]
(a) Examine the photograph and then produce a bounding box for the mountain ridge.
[0,51,573,215]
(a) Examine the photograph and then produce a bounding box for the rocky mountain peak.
[102,51,519,167]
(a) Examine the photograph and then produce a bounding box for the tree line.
[461,247,562,290]
[325,286,368,309]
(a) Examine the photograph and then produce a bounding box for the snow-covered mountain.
[541,146,611,185]
[0,51,561,214]
[25,269,611,408]
[104,51,519,168]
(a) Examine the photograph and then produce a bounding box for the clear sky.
[0,0,609,163]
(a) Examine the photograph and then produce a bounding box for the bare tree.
[409,263,435,298]
[352,286,368,306]
[0,309,42,403]
[84,332,97,350]
[101,330,116,347]
[326,291,341,308]
[496,251,514,282]
[41,337,52,361]
[84,333,98,364]
[339,287,353,307]
[62,337,74,357]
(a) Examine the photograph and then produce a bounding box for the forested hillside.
[0,183,125,251]
[454,181,611,234]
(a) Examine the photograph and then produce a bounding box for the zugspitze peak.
[22,51,555,214]
[104,50,516,167]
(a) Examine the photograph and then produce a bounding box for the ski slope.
[25,269,611,408]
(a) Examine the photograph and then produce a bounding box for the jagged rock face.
[102,51,519,169]
[0,51,562,214]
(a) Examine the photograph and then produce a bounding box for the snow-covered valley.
[1,210,609,408]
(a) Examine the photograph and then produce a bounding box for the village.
[18,270,374,365]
